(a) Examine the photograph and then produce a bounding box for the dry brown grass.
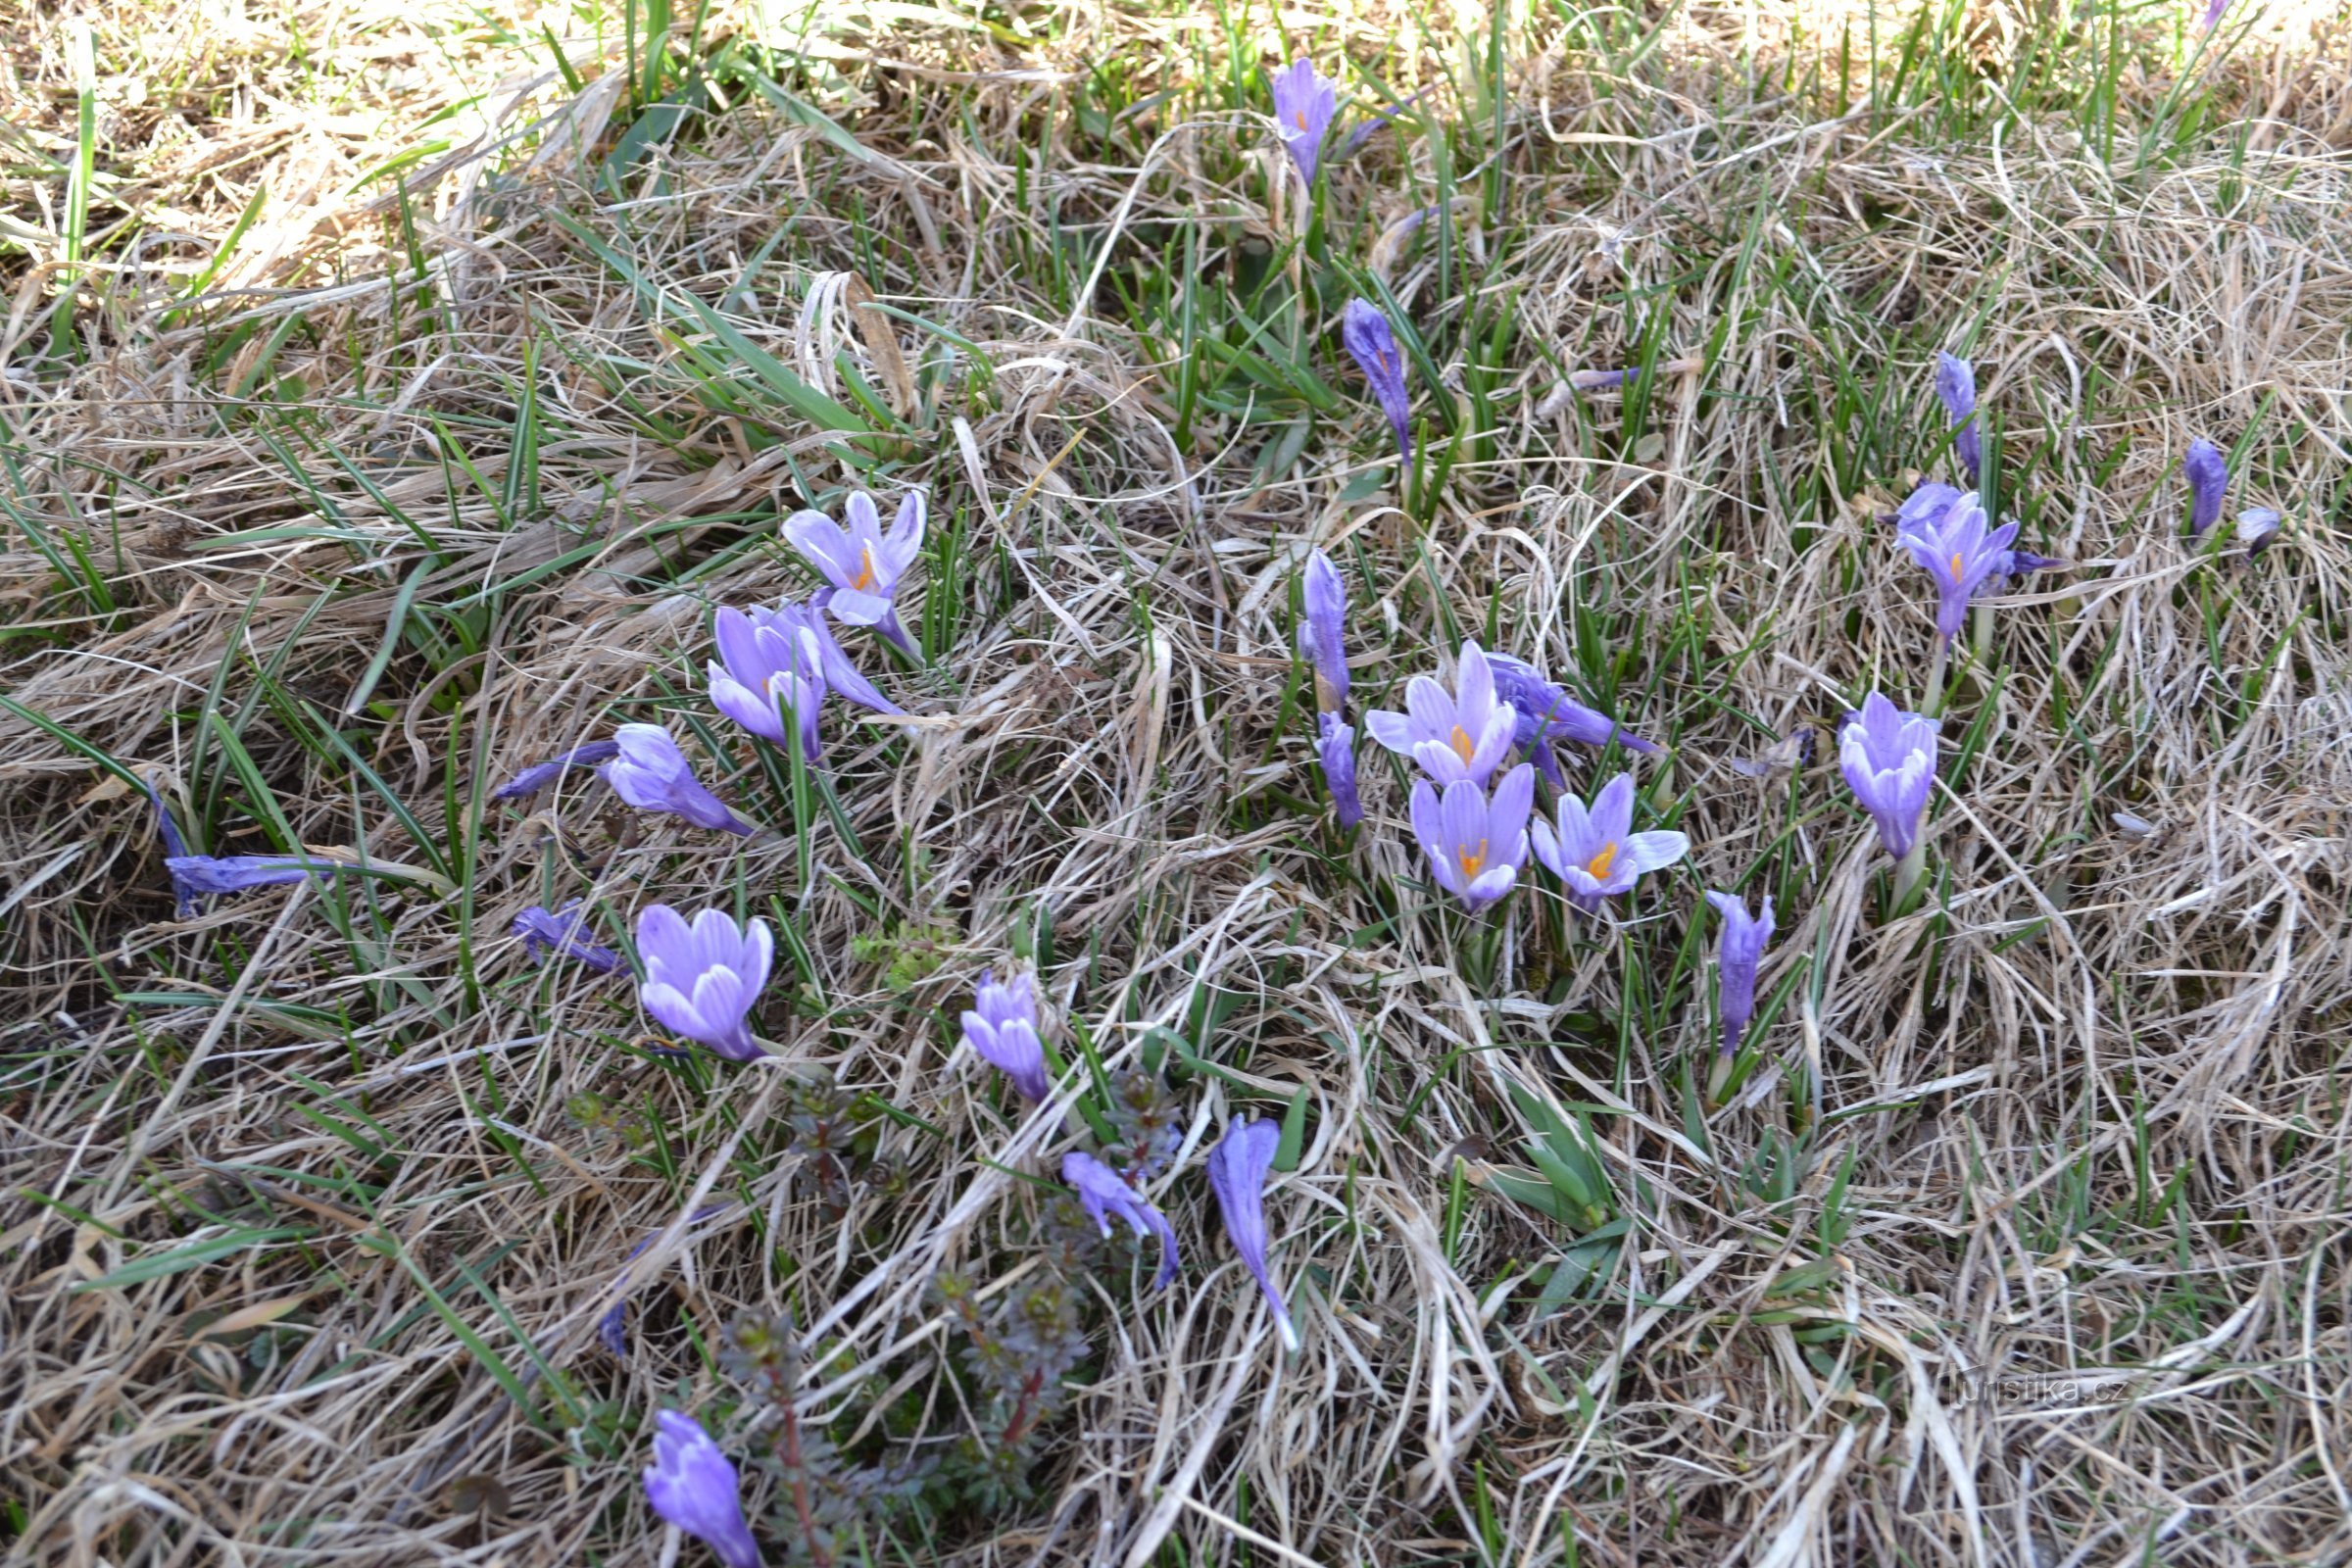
[6,0,2352,1563]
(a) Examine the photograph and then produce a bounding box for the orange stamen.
[1458,839,1490,879]
[1585,843,1619,880]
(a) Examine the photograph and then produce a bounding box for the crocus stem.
[1919,637,1951,720]
[1971,600,1994,667]
[1890,836,1931,914]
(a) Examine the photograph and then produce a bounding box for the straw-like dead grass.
[6,1,2352,1563]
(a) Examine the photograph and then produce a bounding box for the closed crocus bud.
[1706,890,1776,1057]
[1483,652,1659,777]
[2184,439,2228,537]
[1297,548,1349,712]
[514,902,622,974]
[599,724,755,836]
[642,1410,761,1568]
[1267,58,1338,188]
[634,905,773,1062]
[960,968,1050,1103]
[1062,1152,1179,1290]
[1316,713,1363,830]
[1529,773,1690,914]
[1340,298,1415,470]
[1838,693,1938,859]
[2236,507,2280,556]
[1934,351,1981,483]
[1206,1118,1298,1352]
[491,739,623,801]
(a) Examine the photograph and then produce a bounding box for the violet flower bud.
[642,1410,762,1568]
[1483,652,1659,783]
[1062,1151,1178,1290]
[960,968,1050,1103]
[1364,639,1518,789]
[1705,890,1775,1058]
[491,740,622,801]
[1529,772,1689,913]
[598,724,755,835]
[1896,493,2019,641]
[1297,548,1349,712]
[1316,713,1363,830]
[1934,351,1982,484]
[1340,298,1415,470]
[2184,439,2228,537]
[1838,692,1938,859]
[1267,58,1337,188]
[784,490,925,655]
[1205,1118,1298,1352]
[1409,762,1536,912]
[514,901,621,974]
[635,905,772,1062]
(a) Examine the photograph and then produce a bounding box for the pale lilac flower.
[1410,762,1536,911]
[1706,890,1775,1058]
[2237,507,2280,555]
[2113,810,2158,840]
[1206,1118,1298,1352]
[2184,439,2228,537]
[708,601,899,760]
[1268,59,1337,188]
[635,905,772,1062]
[1365,639,1518,788]
[1529,772,1689,913]
[1298,548,1349,711]
[2203,0,2233,28]
[961,968,1050,1103]
[784,491,925,655]
[599,724,755,835]
[1483,651,1657,786]
[642,1410,761,1568]
[492,739,622,801]
[1317,713,1363,830]
[514,902,621,974]
[1897,493,2019,640]
[1341,298,1414,469]
[1062,1151,1178,1290]
[1894,480,1966,532]
[1838,692,1938,858]
[1934,351,1982,483]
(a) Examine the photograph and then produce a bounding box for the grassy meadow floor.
[6,0,2352,1563]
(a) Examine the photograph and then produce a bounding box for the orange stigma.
[1458,839,1490,879]
[1948,552,1965,579]
[1585,843,1619,880]
[1449,725,1476,765]
[851,545,877,591]
[1295,109,1310,130]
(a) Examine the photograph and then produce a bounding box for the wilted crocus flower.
[514,902,621,974]
[1568,356,1702,391]
[1838,692,1938,859]
[2184,439,2228,537]
[144,776,357,913]
[2236,507,2281,556]
[1410,762,1536,911]
[1934,352,1982,484]
[785,491,925,655]
[599,724,755,836]
[1484,651,1658,785]
[1706,890,1775,1058]
[708,601,899,760]
[1206,1118,1298,1352]
[1365,639,1518,788]
[1062,1151,1178,1290]
[1897,493,2019,641]
[1341,298,1415,469]
[1316,713,1363,830]
[492,739,623,801]
[642,1410,761,1568]
[1298,548,1349,712]
[960,968,1050,1103]
[1726,725,1816,779]
[635,905,772,1062]
[1530,772,1689,913]
[1268,58,1337,188]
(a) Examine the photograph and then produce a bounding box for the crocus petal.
[1206,1119,1298,1351]
[643,1411,763,1568]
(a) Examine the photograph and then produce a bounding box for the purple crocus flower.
[1062,1151,1178,1290]
[960,968,1050,1103]
[491,740,622,801]
[1298,548,1349,712]
[2203,0,2232,28]
[597,724,755,836]
[1409,762,1536,911]
[2184,439,2228,537]
[1897,493,2019,641]
[635,905,772,1062]
[1838,692,1938,859]
[514,901,622,974]
[1365,639,1518,788]
[1268,58,1337,188]
[1341,298,1414,469]
[1895,480,1966,532]
[708,601,899,760]
[642,1410,762,1568]
[784,491,925,655]
[164,853,355,904]
[1706,890,1775,1058]
[1483,651,1658,785]
[1316,713,1363,830]
[2237,508,2280,555]
[1529,772,1689,913]
[1205,1118,1298,1352]
[1934,351,1982,483]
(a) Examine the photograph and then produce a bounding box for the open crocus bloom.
[1409,762,1536,911]
[1366,639,1518,788]
[1896,492,2018,641]
[635,905,773,1062]
[1530,772,1690,913]
[784,491,925,654]
[960,968,1050,1103]
[1268,57,1337,188]
[708,600,900,760]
